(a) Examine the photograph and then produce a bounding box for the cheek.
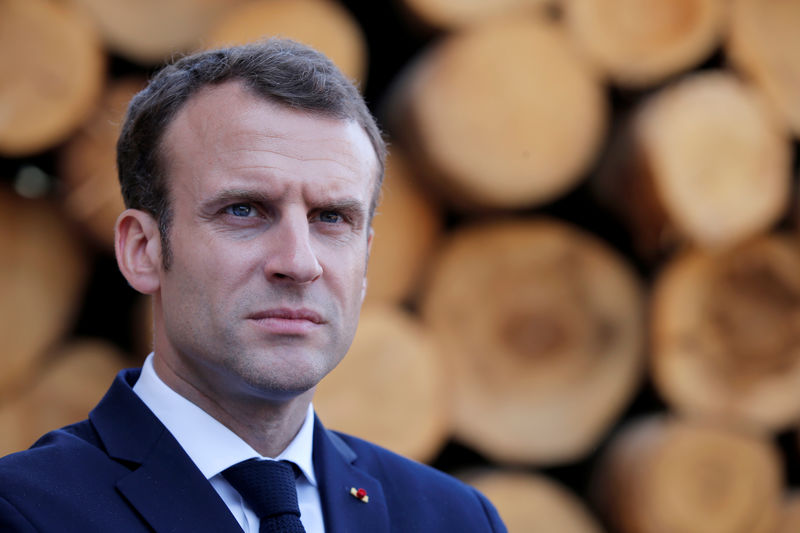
[188,238,259,282]
[333,248,369,283]
[343,264,370,309]
[317,266,365,319]
[166,249,238,311]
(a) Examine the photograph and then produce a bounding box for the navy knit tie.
[223,459,305,533]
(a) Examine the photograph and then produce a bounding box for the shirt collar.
[132,353,317,486]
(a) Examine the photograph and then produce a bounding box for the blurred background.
[2,0,800,531]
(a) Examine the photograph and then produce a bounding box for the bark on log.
[563,0,725,88]
[462,469,604,533]
[205,0,367,83]
[591,415,782,533]
[59,77,145,249]
[0,187,88,400]
[0,0,105,157]
[594,71,791,261]
[0,339,128,456]
[651,234,800,433]
[398,0,555,31]
[385,14,607,210]
[420,218,645,464]
[313,305,450,463]
[365,148,443,306]
[69,0,240,64]
[726,0,800,138]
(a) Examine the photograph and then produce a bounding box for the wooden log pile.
[2,0,800,531]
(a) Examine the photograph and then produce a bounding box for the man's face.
[152,81,377,405]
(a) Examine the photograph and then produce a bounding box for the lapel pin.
[350,487,369,503]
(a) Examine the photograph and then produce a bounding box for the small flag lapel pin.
[350,487,369,503]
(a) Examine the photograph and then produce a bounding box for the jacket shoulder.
[0,419,120,486]
[1,419,98,462]
[333,431,458,485]
[331,431,507,532]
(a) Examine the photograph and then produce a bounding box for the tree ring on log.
[652,235,800,432]
[386,15,607,210]
[592,415,782,533]
[0,0,105,157]
[421,218,644,464]
[635,71,791,250]
[564,0,725,88]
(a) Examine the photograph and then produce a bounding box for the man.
[0,40,506,532]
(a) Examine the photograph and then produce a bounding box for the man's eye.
[226,204,254,217]
[319,211,343,224]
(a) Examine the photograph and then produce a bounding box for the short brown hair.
[117,39,386,268]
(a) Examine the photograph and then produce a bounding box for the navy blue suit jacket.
[0,369,506,532]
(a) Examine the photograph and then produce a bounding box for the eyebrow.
[203,189,277,208]
[317,199,366,214]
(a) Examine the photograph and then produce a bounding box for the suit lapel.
[115,429,242,532]
[313,417,390,533]
[91,371,393,532]
[90,370,241,532]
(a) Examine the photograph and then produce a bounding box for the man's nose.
[264,215,323,284]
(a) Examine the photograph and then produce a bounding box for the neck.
[152,354,313,458]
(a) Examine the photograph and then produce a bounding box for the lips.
[247,308,325,334]
[249,308,323,322]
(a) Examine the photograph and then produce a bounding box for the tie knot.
[223,459,301,519]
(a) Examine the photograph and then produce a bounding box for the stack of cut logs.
[2,0,800,531]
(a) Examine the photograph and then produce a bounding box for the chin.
[243,363,326,396]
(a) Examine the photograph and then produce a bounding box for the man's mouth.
[247,308,324,334]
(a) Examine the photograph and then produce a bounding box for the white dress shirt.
[132,353,325,532]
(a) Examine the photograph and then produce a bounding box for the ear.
[115,209,162,294]
[360,227,374,303]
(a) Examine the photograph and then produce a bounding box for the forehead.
[160,81,379,200]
